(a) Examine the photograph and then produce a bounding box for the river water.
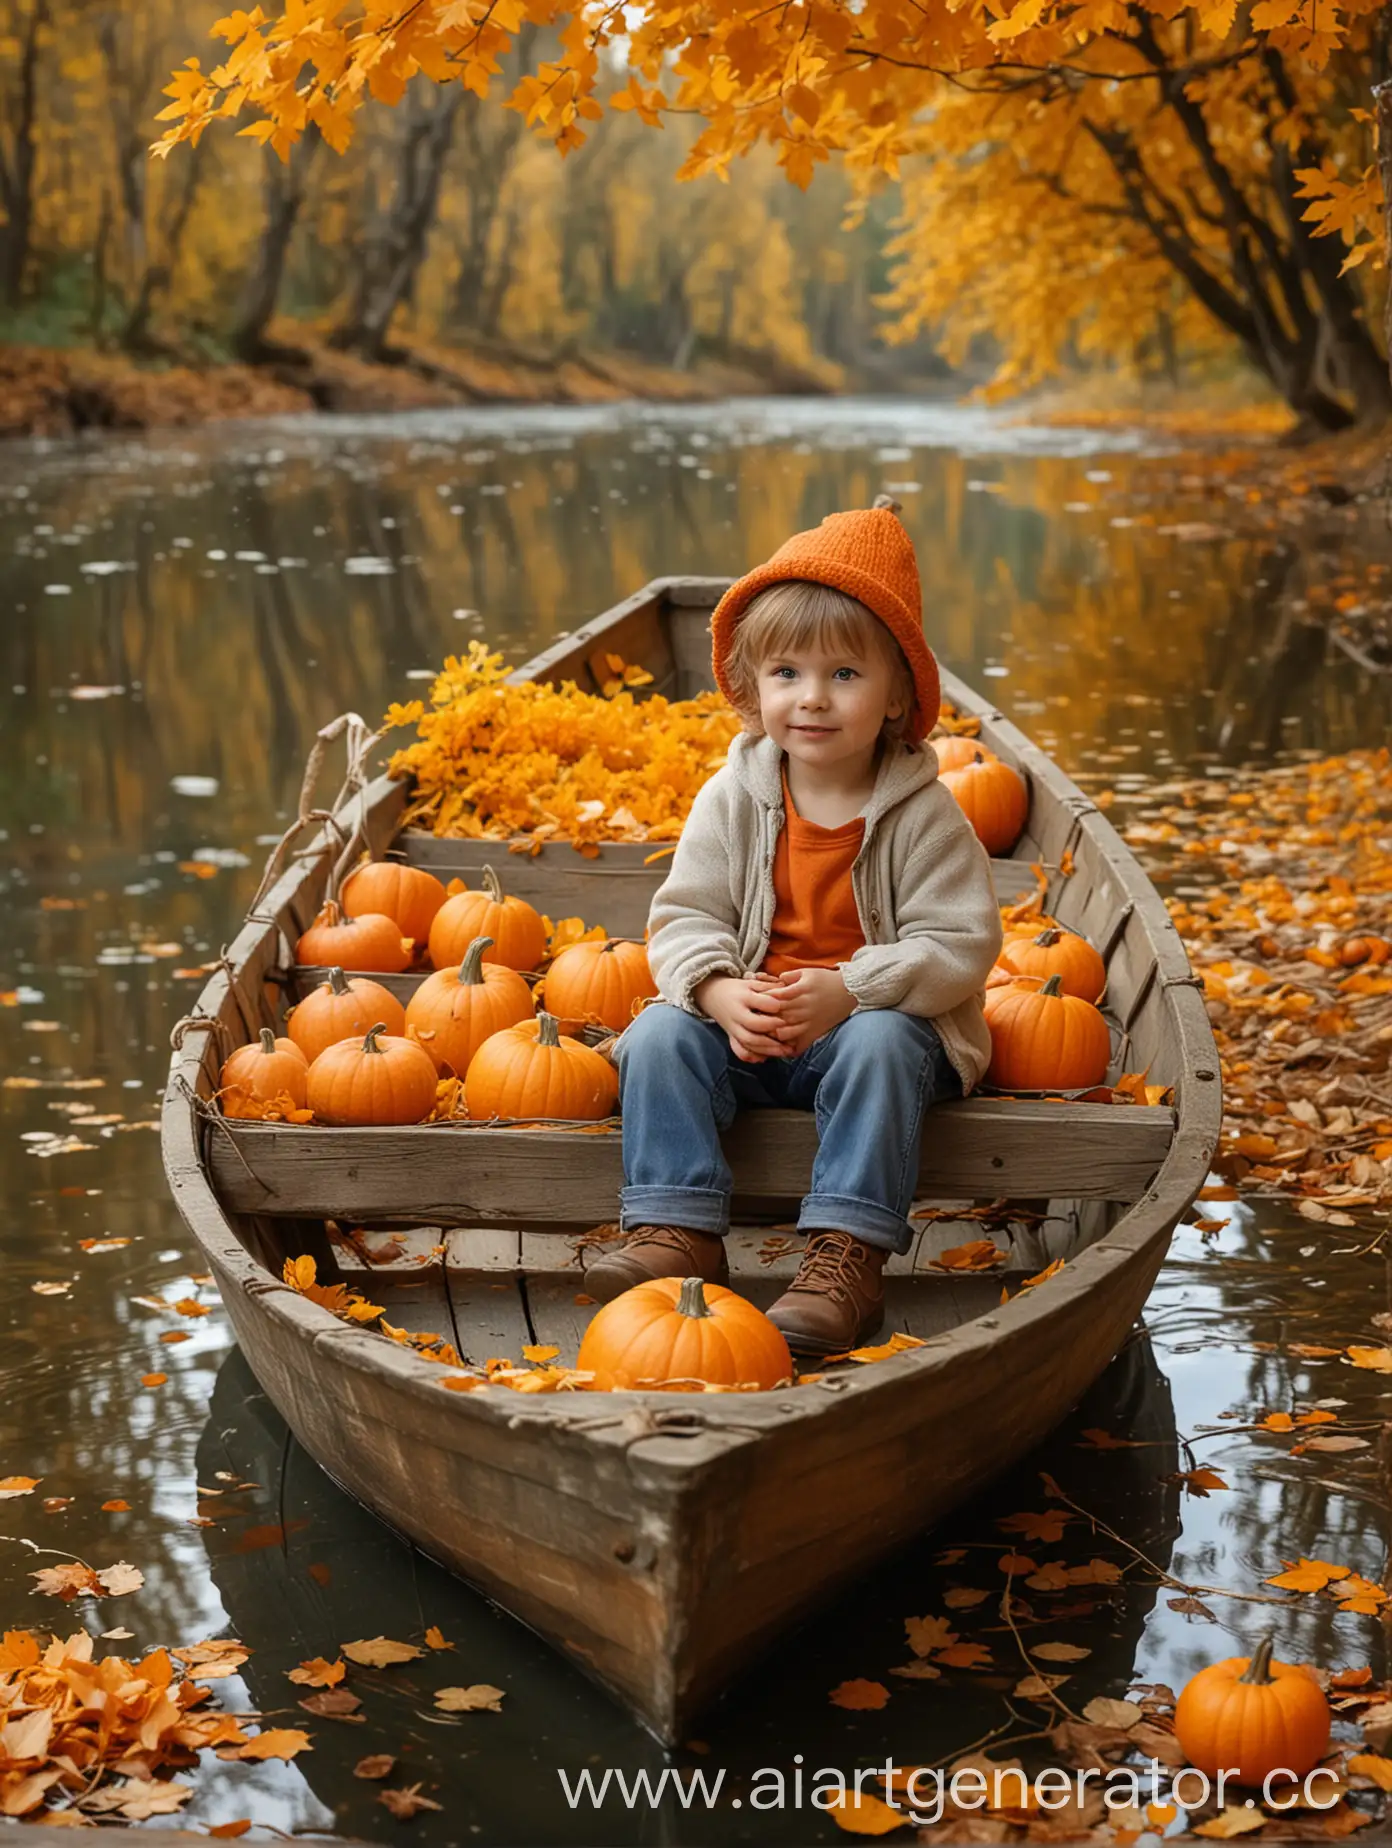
[1,397,1389,1842]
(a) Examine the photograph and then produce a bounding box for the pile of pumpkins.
[984,915,1111,1092]
[933,732,1028,856]
[218,860,657,1127]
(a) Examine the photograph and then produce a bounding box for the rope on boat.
[246,712,388,926]
[169,1014,231,1054]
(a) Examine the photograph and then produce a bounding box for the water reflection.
[0,398,1388,1838]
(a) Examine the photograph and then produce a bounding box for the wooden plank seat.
[205,1096,1174,1228]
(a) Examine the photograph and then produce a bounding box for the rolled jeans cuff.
[798,1192,913,1257]
[619,1185,730,1238]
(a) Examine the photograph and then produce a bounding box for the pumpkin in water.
[540,938,657,1032]
[984,974,1110,1090]
[306,1023,439,1126]
[342,860,448,949]
[288,967,407,1063]
[941,752,1029,855]
[463,1011,617,1120]
[998,926,1106,1003]
[429,866,548,974]
[404,935,534,1076]
[578,1276,794,1391]
[297,899,409,974]
[219,1029,308,1117]
[1174,1635,1329,1786]
[932,734,996,774]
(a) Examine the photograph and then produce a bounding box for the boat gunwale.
[162,575,1221,1446]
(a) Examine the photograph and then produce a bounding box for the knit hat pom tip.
[872,492,903,515]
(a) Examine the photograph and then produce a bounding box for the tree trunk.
[1376,79,1392,395]
[0,0,47,305]
[230,129,321,361]
[121,135,205,354]
[330,86,461,360]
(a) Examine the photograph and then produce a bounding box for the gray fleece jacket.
[638,732,1003,1092]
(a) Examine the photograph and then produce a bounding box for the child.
[585,498,1003,1354]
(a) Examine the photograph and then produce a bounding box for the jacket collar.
[726,730,939,829]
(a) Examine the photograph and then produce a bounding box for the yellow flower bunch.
[385,641,742,851]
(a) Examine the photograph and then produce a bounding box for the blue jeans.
[615,1004,963,1256]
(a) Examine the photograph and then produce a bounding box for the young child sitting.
[584,497,1003,1354]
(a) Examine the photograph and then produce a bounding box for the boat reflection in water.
[197,1332,1179,1846]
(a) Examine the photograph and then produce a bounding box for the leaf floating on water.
[904,1615,956,1656]
[288,1657,345,1687]
[434,1684,505,1713]
[1033,1642,1091,1662]
[934,1643,993,1669]
[209,1822,253,1838]
[234,1729,313,1761]
[342,1636,424,1668]
[299,1688,363,1720]
[0,1476,40,1498]
[1266,1556,1351,1593]
[829,1678,890,1710]
[96,1562,144,1597]
[354,1755,397,1780]
[1346,1346,1392,1373]
[379,1784,444,1818]
[80,1777,195,1820]
[31,1563,102,1600]
[424,1625,452,1650]
[141,1373,167,1388]
[942,1586,990,1609]
[31,1282,71,1296]
[824,1790,908,1836]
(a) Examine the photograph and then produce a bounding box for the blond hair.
[722,579,914,740]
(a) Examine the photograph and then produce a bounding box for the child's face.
[755,639,904,775]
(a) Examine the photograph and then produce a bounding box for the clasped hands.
[694,967,857,1064]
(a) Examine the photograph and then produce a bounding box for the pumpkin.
[219,1028,308,1117]
[296,899,409,974]
[984,973,1110,1090]
[932,734,996,774]
[1174,1635,1330,1787]
[1339,934,1391,968]
[429,865,548,974]
[941,752,1029,855]
[540,938,657,1032]
[578,1275,794,1391]
[998,926,1106,1002]
[342,860,448,949]
[1002,912,1062,941]
[404,935,534,1076]
[287,966,407,1063]
[306,1023,439,1127]
[463,1011,618,1121]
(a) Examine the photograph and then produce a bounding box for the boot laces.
[627,1225,713,1259]
[794,1231,873,1300]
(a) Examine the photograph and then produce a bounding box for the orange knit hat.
[710,496,939,743]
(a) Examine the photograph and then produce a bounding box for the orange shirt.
[760,772,866,977]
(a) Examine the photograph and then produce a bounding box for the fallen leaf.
[424,1625,452,1650]
[234,1729,313,1761]
[355,1754,397,1779]
[943,1586,990,1609]
[1173,1467,1230,1496]
[887,1660,941,1680]
[1081,1697,1143,1729]
[209,1823,253,1838]
[521,1343,559,1363]
[0,1477,40,1498]
[434,1683,505,1712]
[1346,1347,1392,1373]
[342,1636,424,1668]
[298,1688,363,1720]
[96,1562,143,1597]
[1033,1642,1091,1662]
[101,1499,130,1512]
[1348,1753,1392,1791]
[830,1678,890,1710]
[998,1510,1070,1543]
[1330,1667,1372,1689]
[1296,1434,1370,1454]
[905,1615,956,1656]
[173,1297,210,1318]
[379,1784,443,1819]
[1193,1806,1266,1838]
[825,1789,909,1835]
[31,1563,101,1600]
[32,1281,72,1296]
[1266,1557,1350,1593]
[79,1238,130,1253]
[932,1239,1005,1272]
[82,1777,194,1820]
[1015,1672,1070,1700]
[935,1642,993,1669]
[288,1657,345,1687]
[140,1373,167,1388]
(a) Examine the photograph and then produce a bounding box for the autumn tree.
[154,0,1391,428]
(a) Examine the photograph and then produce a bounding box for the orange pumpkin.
[429,866,548,974]
[287,967,407,1063]
[998,926,1106,1003]
[342,860,448,948]
[463,1011,618,1121]
[297,899,409,974]
[1002,912,1062,940]
[218,1028,308,1117]
[1174,1636,1330,1787]
[941,752,1029,855]
[306,1023,439,1126]
[1339,934,1391,968]
[404,935,534,1076]
[578,1276,794,1391]
[540,939,657,1032]
[932,734,996,774]
[984,974,1110,1090]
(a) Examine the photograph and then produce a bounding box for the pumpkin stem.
[1239,1635,1276,1685]
[318,898,341,926]
[327,967,350,997]
[1035,928,1061,947]
[258,1028,277,1055]
[1039,974,1064,998]
[482,864,503,904]
[676,1276,714,1319]
[536,1011,562,1049]
[460,937,494,984]
[362,1022,389,1055]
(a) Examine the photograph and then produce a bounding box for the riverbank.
[0,334,839,441]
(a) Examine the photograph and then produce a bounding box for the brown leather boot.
[766,1231,887,1356]
[584,1225,730,1303]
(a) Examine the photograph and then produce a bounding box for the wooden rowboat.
[161,574,1221,1743]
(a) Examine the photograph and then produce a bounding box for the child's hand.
[765,966,856,1057]
[694,973,789,1064]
